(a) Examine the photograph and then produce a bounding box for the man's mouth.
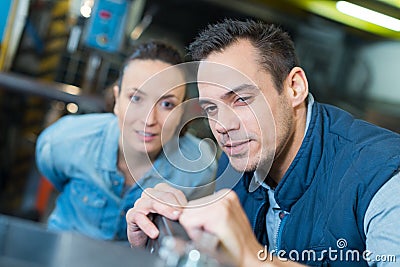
[222,140,249,147]
[221,140,251,156]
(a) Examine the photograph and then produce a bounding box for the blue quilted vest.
[233,101,400,266]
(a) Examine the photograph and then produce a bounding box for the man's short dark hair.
[118,40,184,90]
[188,19,299,92]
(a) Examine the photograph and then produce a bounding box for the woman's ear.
[113,85,120,115]
[285,67,309,108]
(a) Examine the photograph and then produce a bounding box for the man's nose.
[214,106,240,134]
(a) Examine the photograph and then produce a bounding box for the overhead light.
[66,103,79,114]
[130,15,153,40]
[336,1,400,31]
[80,4,91,18]
[80,0,93,18]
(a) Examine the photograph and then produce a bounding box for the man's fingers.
[183,188,232,207]
[140,186,187,214]
[179,189,240,244]
[152,183,188,206]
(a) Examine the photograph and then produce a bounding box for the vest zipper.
[275,212,289,252]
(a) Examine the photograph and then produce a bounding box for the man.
[126,19,400,266]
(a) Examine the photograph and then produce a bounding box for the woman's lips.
[136,130,158,142]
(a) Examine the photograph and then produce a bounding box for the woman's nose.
[144,107,158,126]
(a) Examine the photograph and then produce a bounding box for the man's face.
[114,60,186,158]
[197,39,293,173]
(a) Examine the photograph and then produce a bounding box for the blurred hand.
[179,189,262,266]
[126,183,188,247]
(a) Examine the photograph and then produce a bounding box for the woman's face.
[114,59,186,158]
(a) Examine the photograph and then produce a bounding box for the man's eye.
[160,101,175,109]
[203,105,218,116]
[235,96,251,105]
[130,95,141,103]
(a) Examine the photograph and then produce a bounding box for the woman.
[35,40,217,240]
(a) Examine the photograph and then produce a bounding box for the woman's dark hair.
[118,40,184,90]
[188,19,299,93]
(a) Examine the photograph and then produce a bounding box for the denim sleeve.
[35,121,68,192]
[158,133,217,200]
[364,171,400,266]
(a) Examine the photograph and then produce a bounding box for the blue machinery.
[84,0,129,53]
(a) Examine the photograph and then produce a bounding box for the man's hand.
[179,190,306,267]
[126,183,187,247]
[179,189,263,266]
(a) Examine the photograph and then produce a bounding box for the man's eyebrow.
[198,84,258,106]
[220,83,259,100]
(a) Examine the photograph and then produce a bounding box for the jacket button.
[279,211,286,220]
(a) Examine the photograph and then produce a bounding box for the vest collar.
[274,101,323,211]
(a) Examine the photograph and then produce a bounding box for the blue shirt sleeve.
[35,119,69,191]
[364,171,400,266]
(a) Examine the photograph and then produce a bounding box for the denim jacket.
[36,113,217,240]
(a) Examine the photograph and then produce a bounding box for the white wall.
[356,41,400,104]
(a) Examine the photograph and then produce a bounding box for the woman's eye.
[160,101,175,109]
[130,95,141,103]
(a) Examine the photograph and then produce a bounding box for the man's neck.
[270,103,308,184]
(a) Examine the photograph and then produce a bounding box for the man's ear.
[285,67,309,108]
[113,85,120,115]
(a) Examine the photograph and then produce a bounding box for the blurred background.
[0,0,399,222]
